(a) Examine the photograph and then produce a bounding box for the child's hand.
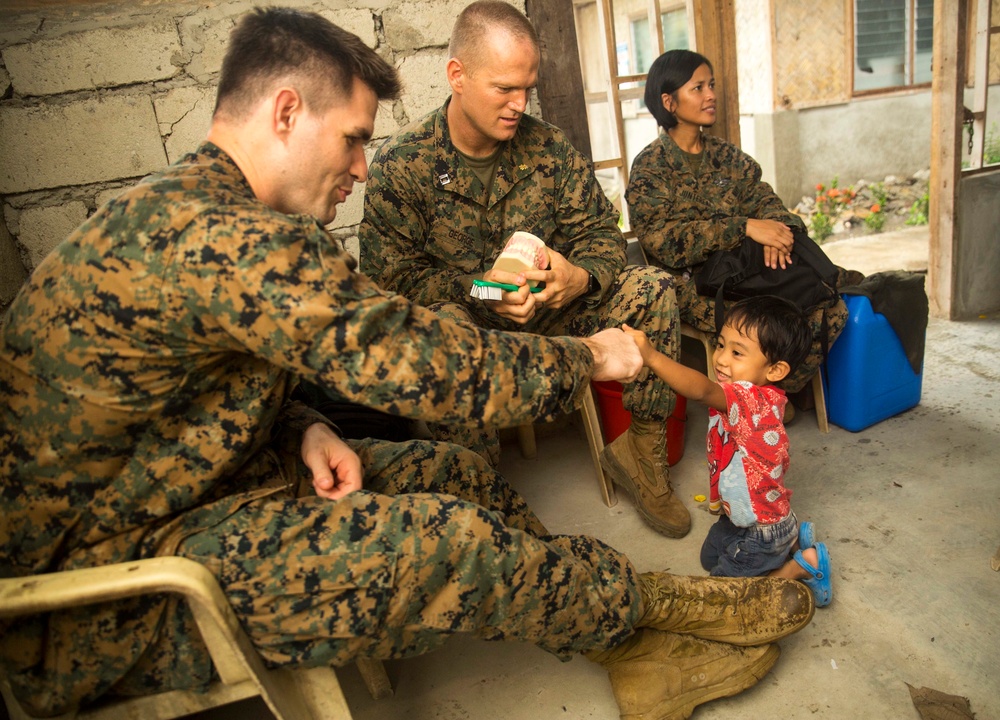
[621,324,654,363]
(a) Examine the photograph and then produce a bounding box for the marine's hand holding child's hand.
[621,324,654,363]
[583,328,643,383]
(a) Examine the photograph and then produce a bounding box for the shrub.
[810,211,833,241]
[869,182,889,207]
[814,177,855,218]
[986,123,1000,166]
[810,177,854,242]
[906,192,929,226]
[864,204,886,232]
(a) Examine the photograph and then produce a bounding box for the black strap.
[713,282,726,337]
[819,307,829,368]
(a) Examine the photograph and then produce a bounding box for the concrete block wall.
[0,0,526,313]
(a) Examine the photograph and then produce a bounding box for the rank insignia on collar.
[518,164,528,171]
[438,173,451,186]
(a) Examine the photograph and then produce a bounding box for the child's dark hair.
[724,296,812,372]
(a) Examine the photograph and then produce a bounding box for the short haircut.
[449,0,539,72]
[644,49,713,130]
[214,7,401,121]
[724,296,812,372]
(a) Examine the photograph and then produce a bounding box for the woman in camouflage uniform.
[626,50,859,399]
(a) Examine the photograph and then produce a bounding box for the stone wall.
[0,0,526,313]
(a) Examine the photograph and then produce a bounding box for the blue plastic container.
[823,294,923,432]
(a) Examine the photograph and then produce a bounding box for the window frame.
[963,0,997,172]
[851,0,935,97]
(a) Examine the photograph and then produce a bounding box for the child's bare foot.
[791,547,818,580]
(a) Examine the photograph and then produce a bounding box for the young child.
[623,295,832,606]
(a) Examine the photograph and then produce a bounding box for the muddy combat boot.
[587,628,779,720]
[600,417,691,537]
[635,573,815,646]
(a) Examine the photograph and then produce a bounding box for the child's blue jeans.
[701,512,798,577]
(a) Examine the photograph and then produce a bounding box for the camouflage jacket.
[626,132,805,273]
[0,143,593,714]
[359,100,626,309]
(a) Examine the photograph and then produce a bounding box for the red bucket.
[591,381,687,466]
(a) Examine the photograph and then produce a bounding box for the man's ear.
[446,58,465,94]
[272,87,302,136]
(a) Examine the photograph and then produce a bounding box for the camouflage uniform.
[626,133,855,393]
[360,101,679,465]
[0,144,640,716]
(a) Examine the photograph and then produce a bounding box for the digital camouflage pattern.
[359,102,679,462]
[627,133,856,392]
[359,102,626,311]
[0,143,640,716]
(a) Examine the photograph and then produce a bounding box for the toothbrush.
[470,279,543,301]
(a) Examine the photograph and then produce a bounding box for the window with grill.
[854,0,934,92]
[631,8,689,76]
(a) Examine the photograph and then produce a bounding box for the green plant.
[961,123,1000,169]
[986,123,1000,165]
[810,177,855,242]
[906,192,929,226]
[863,204,886,232]
[810,210,833,241]
[813,177,856,217]
[869,181,889,207]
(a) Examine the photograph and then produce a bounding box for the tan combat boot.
[635,572,815,646]
[587,628,779,720]
[600,417,691,537]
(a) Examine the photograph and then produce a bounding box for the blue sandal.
[794,541,832,607]
[798,521,816,550]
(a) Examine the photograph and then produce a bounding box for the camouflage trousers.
[112,438,640,696]
[673,272,854,394]
[428,265,679,466]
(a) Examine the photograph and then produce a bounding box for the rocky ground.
[791,169,930,243]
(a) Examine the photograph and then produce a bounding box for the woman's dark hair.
[644,49,713,130]
[725,296,812,372]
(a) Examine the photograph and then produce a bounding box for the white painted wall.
[743,91,933,206]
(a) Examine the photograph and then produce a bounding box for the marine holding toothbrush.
[358,2,691,540]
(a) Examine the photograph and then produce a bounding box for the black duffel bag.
[693,229,840,337]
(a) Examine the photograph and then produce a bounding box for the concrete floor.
[341,228,1000,720]
[180,226,1000,720]
[822,226,932,279]
[152,228,1000,718]
[326,311,1000,720]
